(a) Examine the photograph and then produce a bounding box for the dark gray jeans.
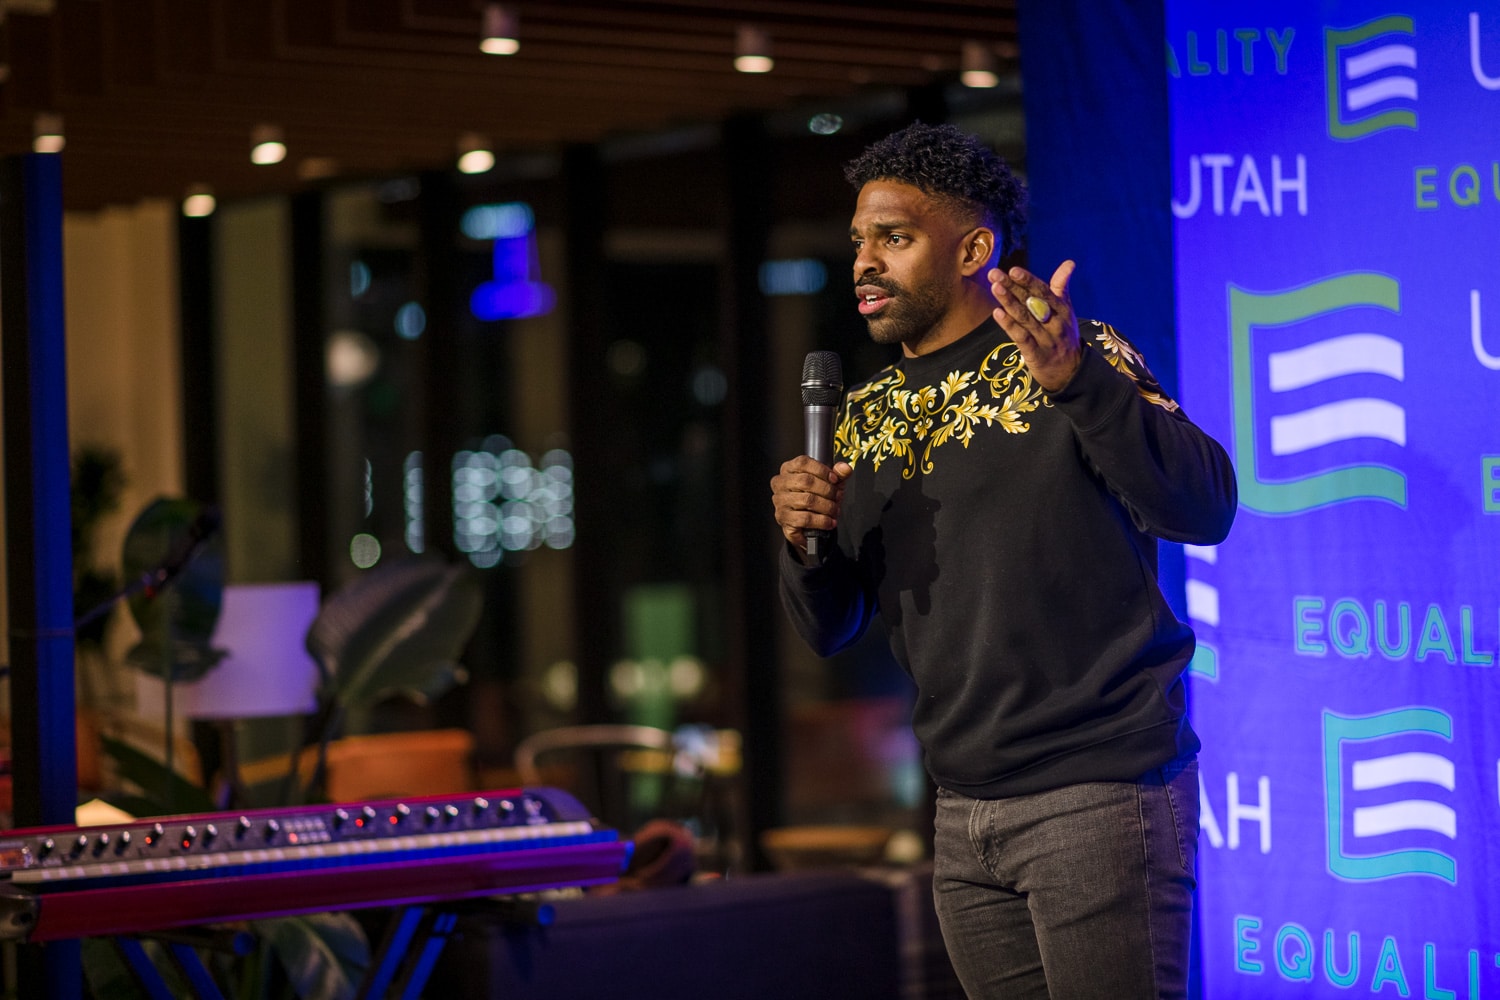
[932,759,1198,999]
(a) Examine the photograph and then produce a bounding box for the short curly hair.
[844,122,1027,260]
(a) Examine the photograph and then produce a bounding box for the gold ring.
[1025,296,1052,323]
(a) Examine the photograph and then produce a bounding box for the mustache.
[855,278,899,295]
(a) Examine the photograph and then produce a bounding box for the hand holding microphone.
[800,351,843,560]
[770,351,845,564]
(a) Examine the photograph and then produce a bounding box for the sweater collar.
[897,316,1005,376]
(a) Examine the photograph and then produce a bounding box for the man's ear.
[959,226,997,275]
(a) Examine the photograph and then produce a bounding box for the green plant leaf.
[307,558,482,712]
[125,631,228,683]
[72,446,126,574]
[121,497,226,683]
[256,912,369,1000]
[364,661,469,708]
[82,937,157,1000]
[99,734,218,816]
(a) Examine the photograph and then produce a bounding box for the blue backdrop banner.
[1170,2,1500,995]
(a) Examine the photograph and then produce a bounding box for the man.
[770,122,1237,998]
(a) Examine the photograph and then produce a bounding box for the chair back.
[513,724,702,833]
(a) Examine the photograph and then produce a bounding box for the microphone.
[801,351,843,562]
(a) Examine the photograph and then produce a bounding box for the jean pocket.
[1161,761,1199,877]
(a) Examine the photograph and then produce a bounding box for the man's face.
[849,180,971,350]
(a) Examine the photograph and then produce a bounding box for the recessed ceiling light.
[960,41,1000,88]
[182,184,216,217]
[735,25,773,74]
[457,133,495,174]
[250,124,286,165]
[481,4,519,55]
[33,112,64,154]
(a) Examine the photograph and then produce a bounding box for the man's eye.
[887,234,905,245]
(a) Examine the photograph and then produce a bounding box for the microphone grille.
[800,351,843,406]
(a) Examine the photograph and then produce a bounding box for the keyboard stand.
[105,896,560,1000]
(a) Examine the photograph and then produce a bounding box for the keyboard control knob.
[69,836,88,859]
[424,806,441,826]
[181,826,197,849]
[115,832,131,854]
[391,804,411,826]
[91,833,111,857]
[38,838,55,858]
[264,819,281,842]
[202,824,218,847]
[235,816,252,840]
[443,804,460,822]
[471,797,489,817]
[332,808,350,831]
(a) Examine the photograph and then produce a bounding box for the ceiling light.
[457,132,495,174]
[734,25,773,74]
[32,112,64,154]
[960,41,1000,88]
[182,184,216,218]
[480,3,519,56]
[250,124,286,165]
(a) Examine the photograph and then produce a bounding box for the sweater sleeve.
[1048,321,1238,544]
[777,541,878,658]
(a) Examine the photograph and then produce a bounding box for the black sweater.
[780,317,1237,797]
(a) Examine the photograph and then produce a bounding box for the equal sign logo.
[1184,544,1220,682]
[1325,15,1419,140]
[1323,708,1457,884]
[1228,273,1407,514]
[1265,331,1405,459]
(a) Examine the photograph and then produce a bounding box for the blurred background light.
[457,132,496,174]
[181,184,216,218]
[350,532,381,569]
[326,330,381,388]
[807,113,844,135]
[250,123,287,164]
[32,112,64,154]
[394,302,427,340]
[759,258,828,296]
[461,202,536,240]
[404,452,424,554]
[453,442,575,565]
[480,3,519,55]
[961,40,1000,88]
[349,261,372,298]
[734,25,773,73]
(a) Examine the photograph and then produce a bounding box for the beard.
[863,278,951,347]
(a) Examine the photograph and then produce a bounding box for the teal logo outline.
[1187,642,1219,682]
[1229,273,1406,514]
[1322,707,1456,884]
[1325,15,1418,141]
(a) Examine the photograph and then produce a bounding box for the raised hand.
[988,259,1083,393]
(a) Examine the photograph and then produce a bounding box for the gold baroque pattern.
[1092,322,1180,414]
[835,340,1045,478]
[834,322,1179,479]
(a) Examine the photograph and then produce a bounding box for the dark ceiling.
[0,0,1020,211]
